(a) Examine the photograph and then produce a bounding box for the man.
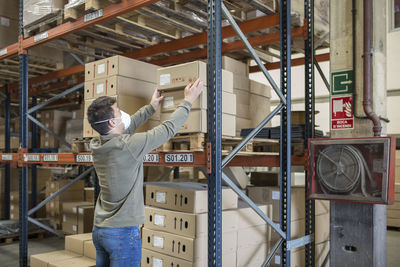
[86,79,204,266]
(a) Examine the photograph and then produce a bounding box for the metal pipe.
[363,0,382,136]
[28,167,94,216]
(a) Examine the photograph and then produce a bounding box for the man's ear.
[108,118,117,128]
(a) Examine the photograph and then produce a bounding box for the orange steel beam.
[249,52,330,73]
[0,0,160,60]
[123,13,280,59]
[149,26,305,66]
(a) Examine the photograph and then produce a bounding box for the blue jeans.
[92,225,141,267]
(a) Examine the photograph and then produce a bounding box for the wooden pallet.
[64,0,115,21]
[157,133,206,152]
[72,137,93,153]
[24,10,64,37]
[0,230,45,245]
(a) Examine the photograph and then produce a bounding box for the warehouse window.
[391,0,400,30]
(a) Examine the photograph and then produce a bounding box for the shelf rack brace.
[305,0,316,266]
[314,56,330,92]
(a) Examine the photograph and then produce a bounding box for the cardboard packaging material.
[235,201,271,229]
[160,90,236,115]
[65,233,93,255]
[222,56,249,76]
[84,187,95,203]
[247,186,305,222]
[249,94,271,128]
[160,110,236,136]
[233,89,250,105]
[62,222,78,235]
[40,110,74,148]
[84,75,156,100]
[237,224,269,249]
[142,228,237,262]
[83,240,96,260]
[46,180,84,194]
[78,206,94,234]
[145,182,238,213]
[236,242,269,267]
[157,61,233,93]
[236,103,250,119]
[141,249,192,267]
[85,55,159,82]
[233,76,250,91]
[249,79,272,98]
[144,206,238,238]
[48,256,96,267]
[222,167,249,189]
[30,250,81,267]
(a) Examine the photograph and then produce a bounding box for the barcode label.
[34,31,48,42]
[165,153,194,163]
[1,154,12,160]
[143,154,159,163]
[24,154,40,162]
[0,48,7,56]
[84,9,103,22]
[75,154,93,163]
[43,154,58,162]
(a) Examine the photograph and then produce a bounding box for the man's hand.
[150,89,164,110]
[184,78,204,104]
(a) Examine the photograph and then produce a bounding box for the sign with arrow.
[331,70,354,95]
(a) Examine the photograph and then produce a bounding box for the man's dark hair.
[87,96,116,135]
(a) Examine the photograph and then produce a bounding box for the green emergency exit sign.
[331,70,353,95]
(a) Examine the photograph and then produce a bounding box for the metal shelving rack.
[0,0,317,266]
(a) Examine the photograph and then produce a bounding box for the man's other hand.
[184,78,204,104]
[150,89,164,110]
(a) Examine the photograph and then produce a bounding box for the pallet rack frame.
[0,0,318,266]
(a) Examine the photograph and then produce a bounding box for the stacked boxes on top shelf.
[222,56,272,136]
[157,61,236,137]
[83,55,160,137]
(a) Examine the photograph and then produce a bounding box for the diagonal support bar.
[222,103,283,168]
[27,217,62,237]
[69,52,85,66]
[28,167,94,216]
[222,172,285,238]
[27,82,84,114]
[221,3,286,104]
[27,114,71,149]
[314,56,330,92]
[262,238,284,267]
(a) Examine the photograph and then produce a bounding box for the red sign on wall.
[331,95,354,130]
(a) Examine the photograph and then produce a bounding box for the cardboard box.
[315,212,330,244]
[142,228,237,262]
[84,75,156,100]
[83,240,96,260]
[62,202,92,216]
[235,201,271,229]
[46,191,85,206]
[236,103,250,119]
[249,79,272,98]
[142,248,193,267]
[222,56,248,76]
[157,61,233,93]
[233,89,250,105]
[78,206,94,234]
[62,222,78,235]
[236,242,268,267]
[145,182,238,213]
[144,206,237,238]
[160,110,236,136]
[222,166,249,189]
[249,94,271,128]
[30,250,80,267]
[85,55,158,82]
[247,186,305,222]
[237,224,269,249]
[160,90,236,115]
[315,200,330,215]
[46,180,84,194]
[233,76,250,91]
[48,256,96,267]
[235,117,252,132]
[84,187,95,202]
[65,233,93,255]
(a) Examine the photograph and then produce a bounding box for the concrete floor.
[0,231,399,266]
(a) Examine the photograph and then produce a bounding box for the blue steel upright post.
[4,85,11,219]
[280,0,292,266]
[31,95,38,216]
[304,0,315,266]
[207,0,223,266]
[19,0,29,265]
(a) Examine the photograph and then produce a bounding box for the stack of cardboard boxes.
[45,180,85,229]
[157,61,236,136]
[40,110,74,149]
[62,201,94,235]
[247,186,330,266]
[9,191,46,220]
[223,56,272,136]
[83,55,160,137]
[142,182,239,266]
[30,233,96,267]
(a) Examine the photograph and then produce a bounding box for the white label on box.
[0,48,7,56]
[51,183,55,189]
[275,255,281,264]
[46,113,50,119]
[10,214,14,219]
[10,205,14,211]
[73,225,77,232]
[155,192,166,203]
[72,207,77,214]
[97,64,105,74]
[10,195,14,201]
[160,74,171,86]
[50,202,54,208]
[154,214,165,227]
[45,141,49,147]
[79,208,84,215]
[51,211,55,217]
[153,236,164,248]
[153,258,163,267]
[96,84,104,94]
[272,191,280,200]
[1,17,10,27]
[63,215,66,222]
[2,154,12,161]
[163,96,174,108]
[34,31,48,43]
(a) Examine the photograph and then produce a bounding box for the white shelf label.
[153,236,164,248]
[84,9,103,22]
[165,153,194,163]
[24,154,40,162]
[143,154,160,163]
[0,48,7,56]
[43,154,58,162]
[34,31,48,43]
[2,154,12,161]
[75,154,93,163]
